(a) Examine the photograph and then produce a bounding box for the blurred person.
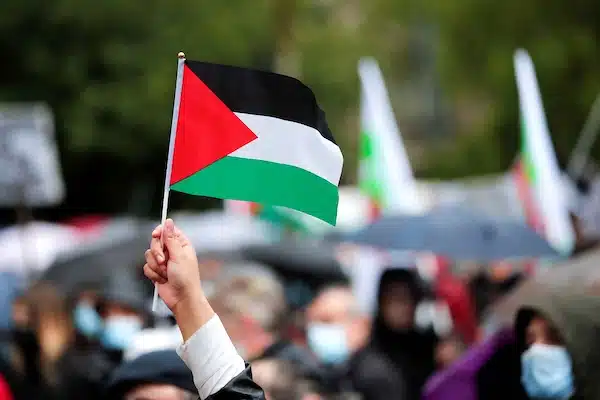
[54,272,148,399]
[413,299,465,369]
[251,358,312,400]
[6,283,73,399]
[303,285,368,397]
[305,285,369,366]
[106,350,196,399]
[430,257,478,345]
[124,324,182,362]
[98,270,148,360]
[0,284,71,399]
[469,269,524,324]
[434,333,466,370]
[7,294,45,399]
[21,283,73,383]
[71,290,103,344]
[518,313,572,399]
[209,265,319,379]
[348,268,438,400]
[478,290,600,400]
[143,219,266,399]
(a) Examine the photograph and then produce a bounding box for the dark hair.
[515,308,563,352]
[377,268,428,306]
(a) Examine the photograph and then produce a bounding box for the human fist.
[143,219,202,313]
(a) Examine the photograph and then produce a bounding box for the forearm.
[174,291,245,399]
[173,289,215,342]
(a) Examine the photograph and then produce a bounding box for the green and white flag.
[358,58,423,215]
[513,49,575,255]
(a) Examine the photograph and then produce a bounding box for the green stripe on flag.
[520,116,538,184]
[359,130,383,206]
[171,156,339,225]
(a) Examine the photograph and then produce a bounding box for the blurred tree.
[0,0,598,220]
[362,0,600,177]
[423,0,600,175]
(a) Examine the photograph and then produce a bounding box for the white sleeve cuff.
[177,315,245,399]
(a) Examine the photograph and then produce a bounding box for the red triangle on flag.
[170,64,258,185]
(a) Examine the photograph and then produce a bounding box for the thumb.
[163,219,183,260]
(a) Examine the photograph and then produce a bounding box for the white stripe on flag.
[232,113,343,185]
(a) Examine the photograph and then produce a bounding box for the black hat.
[105,350,196,398]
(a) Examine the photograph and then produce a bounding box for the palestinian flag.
[168,59,344,225]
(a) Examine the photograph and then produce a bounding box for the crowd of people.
[0,218,599,399]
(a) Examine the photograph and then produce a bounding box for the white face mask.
[307,322,350,365]
[100,316,143,351]
[521,344,574,399]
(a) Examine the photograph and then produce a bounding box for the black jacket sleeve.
[205,365,265,400]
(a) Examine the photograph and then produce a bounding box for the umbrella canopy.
[40,236,149,296]
[0,222,83,275]
[341,207,559,261]
[40,217,153,295]
[242,240,347,283]
[65,216,153,259]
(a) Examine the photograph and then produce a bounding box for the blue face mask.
[73,303,103,338]
[521,344,574,399]
[100,316,142,351]
[307,323,350,365]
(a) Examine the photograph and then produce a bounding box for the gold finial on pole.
[178,52,186,59]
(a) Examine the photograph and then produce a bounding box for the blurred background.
[1,0,599,221]
[1,1,600,400]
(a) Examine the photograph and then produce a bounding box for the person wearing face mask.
[98,271,148,360]
[477,288,600,400]
[514,290,600,400]
[54,289,109,400]
[306,285,369,366]
[209,264,320,380]
[54,273,148,400]
[304,285,369,397]
[72,291,103,343]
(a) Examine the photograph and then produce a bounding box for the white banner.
[0,103,64,207]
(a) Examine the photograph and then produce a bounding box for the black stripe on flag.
[184,60,336,145]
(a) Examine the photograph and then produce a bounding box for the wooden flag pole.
[152,51,186,312]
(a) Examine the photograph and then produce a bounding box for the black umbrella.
[40,236,149,296]
[242,240,347,283]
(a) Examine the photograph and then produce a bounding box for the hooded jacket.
[476,287,600,400]
[348,268,438,400]
[514,289,600,400]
